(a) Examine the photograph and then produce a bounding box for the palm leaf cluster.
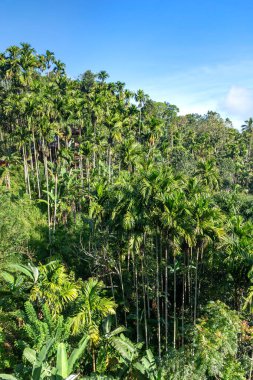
[0,43,252,379]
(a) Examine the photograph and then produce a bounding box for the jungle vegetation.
[0,43,252,379]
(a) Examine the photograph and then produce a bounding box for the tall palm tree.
[135,89,149,135]
[242,117,253,160]
[97,70,109,83]
[189,194,224,324]
[70,277,117,372]
[159,187,187,349]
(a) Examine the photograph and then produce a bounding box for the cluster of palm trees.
[0,43,253,378]
[1,259,251,379]
[0,261,173,378]
[88,162,253,355]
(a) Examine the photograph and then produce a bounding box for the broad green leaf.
[0,271,15,284]
[32,339,54,380]
[68,336,89,375]
[56,343,68,379]
[7,263,34,281]
[23,347,37,365]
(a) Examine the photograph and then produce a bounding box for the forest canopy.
[0,43,252,380]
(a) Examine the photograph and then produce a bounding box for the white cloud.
[222,86,253,118]
[127,60,253,129]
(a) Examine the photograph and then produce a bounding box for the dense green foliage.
[0,43,252,379]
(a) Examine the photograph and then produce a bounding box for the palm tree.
[70,277,117,372]
[189,194,224,324]
[135,89,149,135]
[30,261,79,315]
[159,187,187,349]
[242,117,253,160]
[195,159,220,191]
[97,70,109,83]
[4,45,22,83]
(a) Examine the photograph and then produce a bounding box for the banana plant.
[51,335,89,379]
[109,333,143,378]
[134,349,165,380]
[0,339,53,380]
[24,338,54,379]
[95,316,127,374]
[0,335,89,380]
[0,262,39,293]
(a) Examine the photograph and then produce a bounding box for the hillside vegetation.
[0,43,252,379]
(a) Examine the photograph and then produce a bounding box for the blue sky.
[1,0,253,127]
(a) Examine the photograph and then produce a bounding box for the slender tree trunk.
[109,273,117,327]
[197,246,204,312]
[26,157,31,198]
[194,247,200,325]
[86,157,90,193]
[127,248,131,271]
[78,128,84,190]
[189,246,193,319]
[23,145,31,198]
[57,133,60,150]
[92,348,96,372]
[146,263,151,319]
[135,256,139,342]
[165,247,168,351]
[93,149,96,169]
[156,234,161,358]
[33,131,41,198]
[108,145,112,183]
[53,172,58,233]
[43,138,51,243]
[139,109,142,136]
[182,250,186,347]
[173,253,177,349]
[79,153,84,189]
[29,145,35,192]
[160,242,164,322]
[119,258,127,327]
[49,146,52,164]
[141,257,148,349]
